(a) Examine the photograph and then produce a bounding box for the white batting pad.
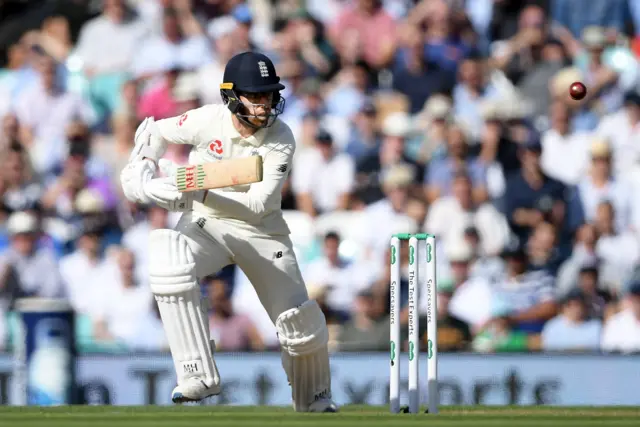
[149,229,220,387]
[276,299,332,412]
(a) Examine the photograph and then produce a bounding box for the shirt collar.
[223,108,267,147]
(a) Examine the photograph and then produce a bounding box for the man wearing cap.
[345,100,381,161]
[0,211,63,301]
[119,52,337,411]
[446,239,494,332]
[503,132,580,249]
[575,26,623,115]
[576,138,632,231]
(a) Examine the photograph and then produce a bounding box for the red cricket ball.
[569,81,587,100]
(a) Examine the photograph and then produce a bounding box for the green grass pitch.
[1,405,639,427]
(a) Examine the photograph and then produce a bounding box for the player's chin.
[249,115,269,126]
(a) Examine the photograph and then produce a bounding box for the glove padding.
[143,159,204,212]
[129,117,168,163]
[120,159,156,204]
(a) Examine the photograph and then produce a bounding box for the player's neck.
[231,114,259,138]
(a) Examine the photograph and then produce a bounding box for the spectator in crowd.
[601,279,640,353]
[356,112,421,204]
[424,120,488,204]
[336,287,389,351]
[412,94,452,164]
[197,16,242,106]
[491,4,552,87]
[14,54,95,176]
[425,171,510,257]
[592,201,640,294]
[504,134,569,246]
[527,220,564,275]
[540,100,591,186]
[452,53,500,139]
[92,247,160,349]
[131,6,211,79]
[572,257,616,320]
[575,27,623,116]
[553,0,628,37]
[328,0,397,70]
[137,66,184,120]
[292,129,355,217]
[72,0,148,121]
[361,163,419,260]
[541,288,602,351]
[596,91,640,177]
[344,100,381,162]
[207,277,264,352]
[447,239,494,332]
[577,138,632,231]
[122,204,170,282]
[472,300,535,353]
[59,218,113,317]
[302,232,362,314]
[0,211,63,299]
[463,225,505,283]
[1,142,42,212]
[418,279,471,352]
[391,22,455,114]
[489,239,558,334]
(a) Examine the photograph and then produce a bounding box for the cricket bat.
[175,156,263,192]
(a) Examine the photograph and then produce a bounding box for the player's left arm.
[201,136,293,222]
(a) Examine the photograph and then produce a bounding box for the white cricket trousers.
[173,210,309,322]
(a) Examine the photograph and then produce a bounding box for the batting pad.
[276,300,332,412]
[149,229,220,387]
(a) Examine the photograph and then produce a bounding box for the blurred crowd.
[2,0,640,355]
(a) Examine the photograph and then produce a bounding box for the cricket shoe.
[308,398,339,413]
[171,376,221,403]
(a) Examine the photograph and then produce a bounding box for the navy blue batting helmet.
[220,51,285,129]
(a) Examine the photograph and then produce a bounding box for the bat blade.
[175,156,263,192]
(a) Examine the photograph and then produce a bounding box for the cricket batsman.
[119,52,337,412]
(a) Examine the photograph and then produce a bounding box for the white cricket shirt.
[155,104,295,235]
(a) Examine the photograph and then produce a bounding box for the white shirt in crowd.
[0,247,64,298]
[448,276,493,330]
[73,14,148,75]
[595,232,640,292]
[131,35,212,78]
[597,110,640,177]
[359,198,417,261]
[197,61,226,105]
[541,316,602,351]
[59,251,116,316]
[302,256,368,312]
[94,276,157,348]
[13,83,95,174]
[601,309,640,353]
[291,148,355,213]
[425,196,511,256]
[577,177,632,232]
[541,129,591,185]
